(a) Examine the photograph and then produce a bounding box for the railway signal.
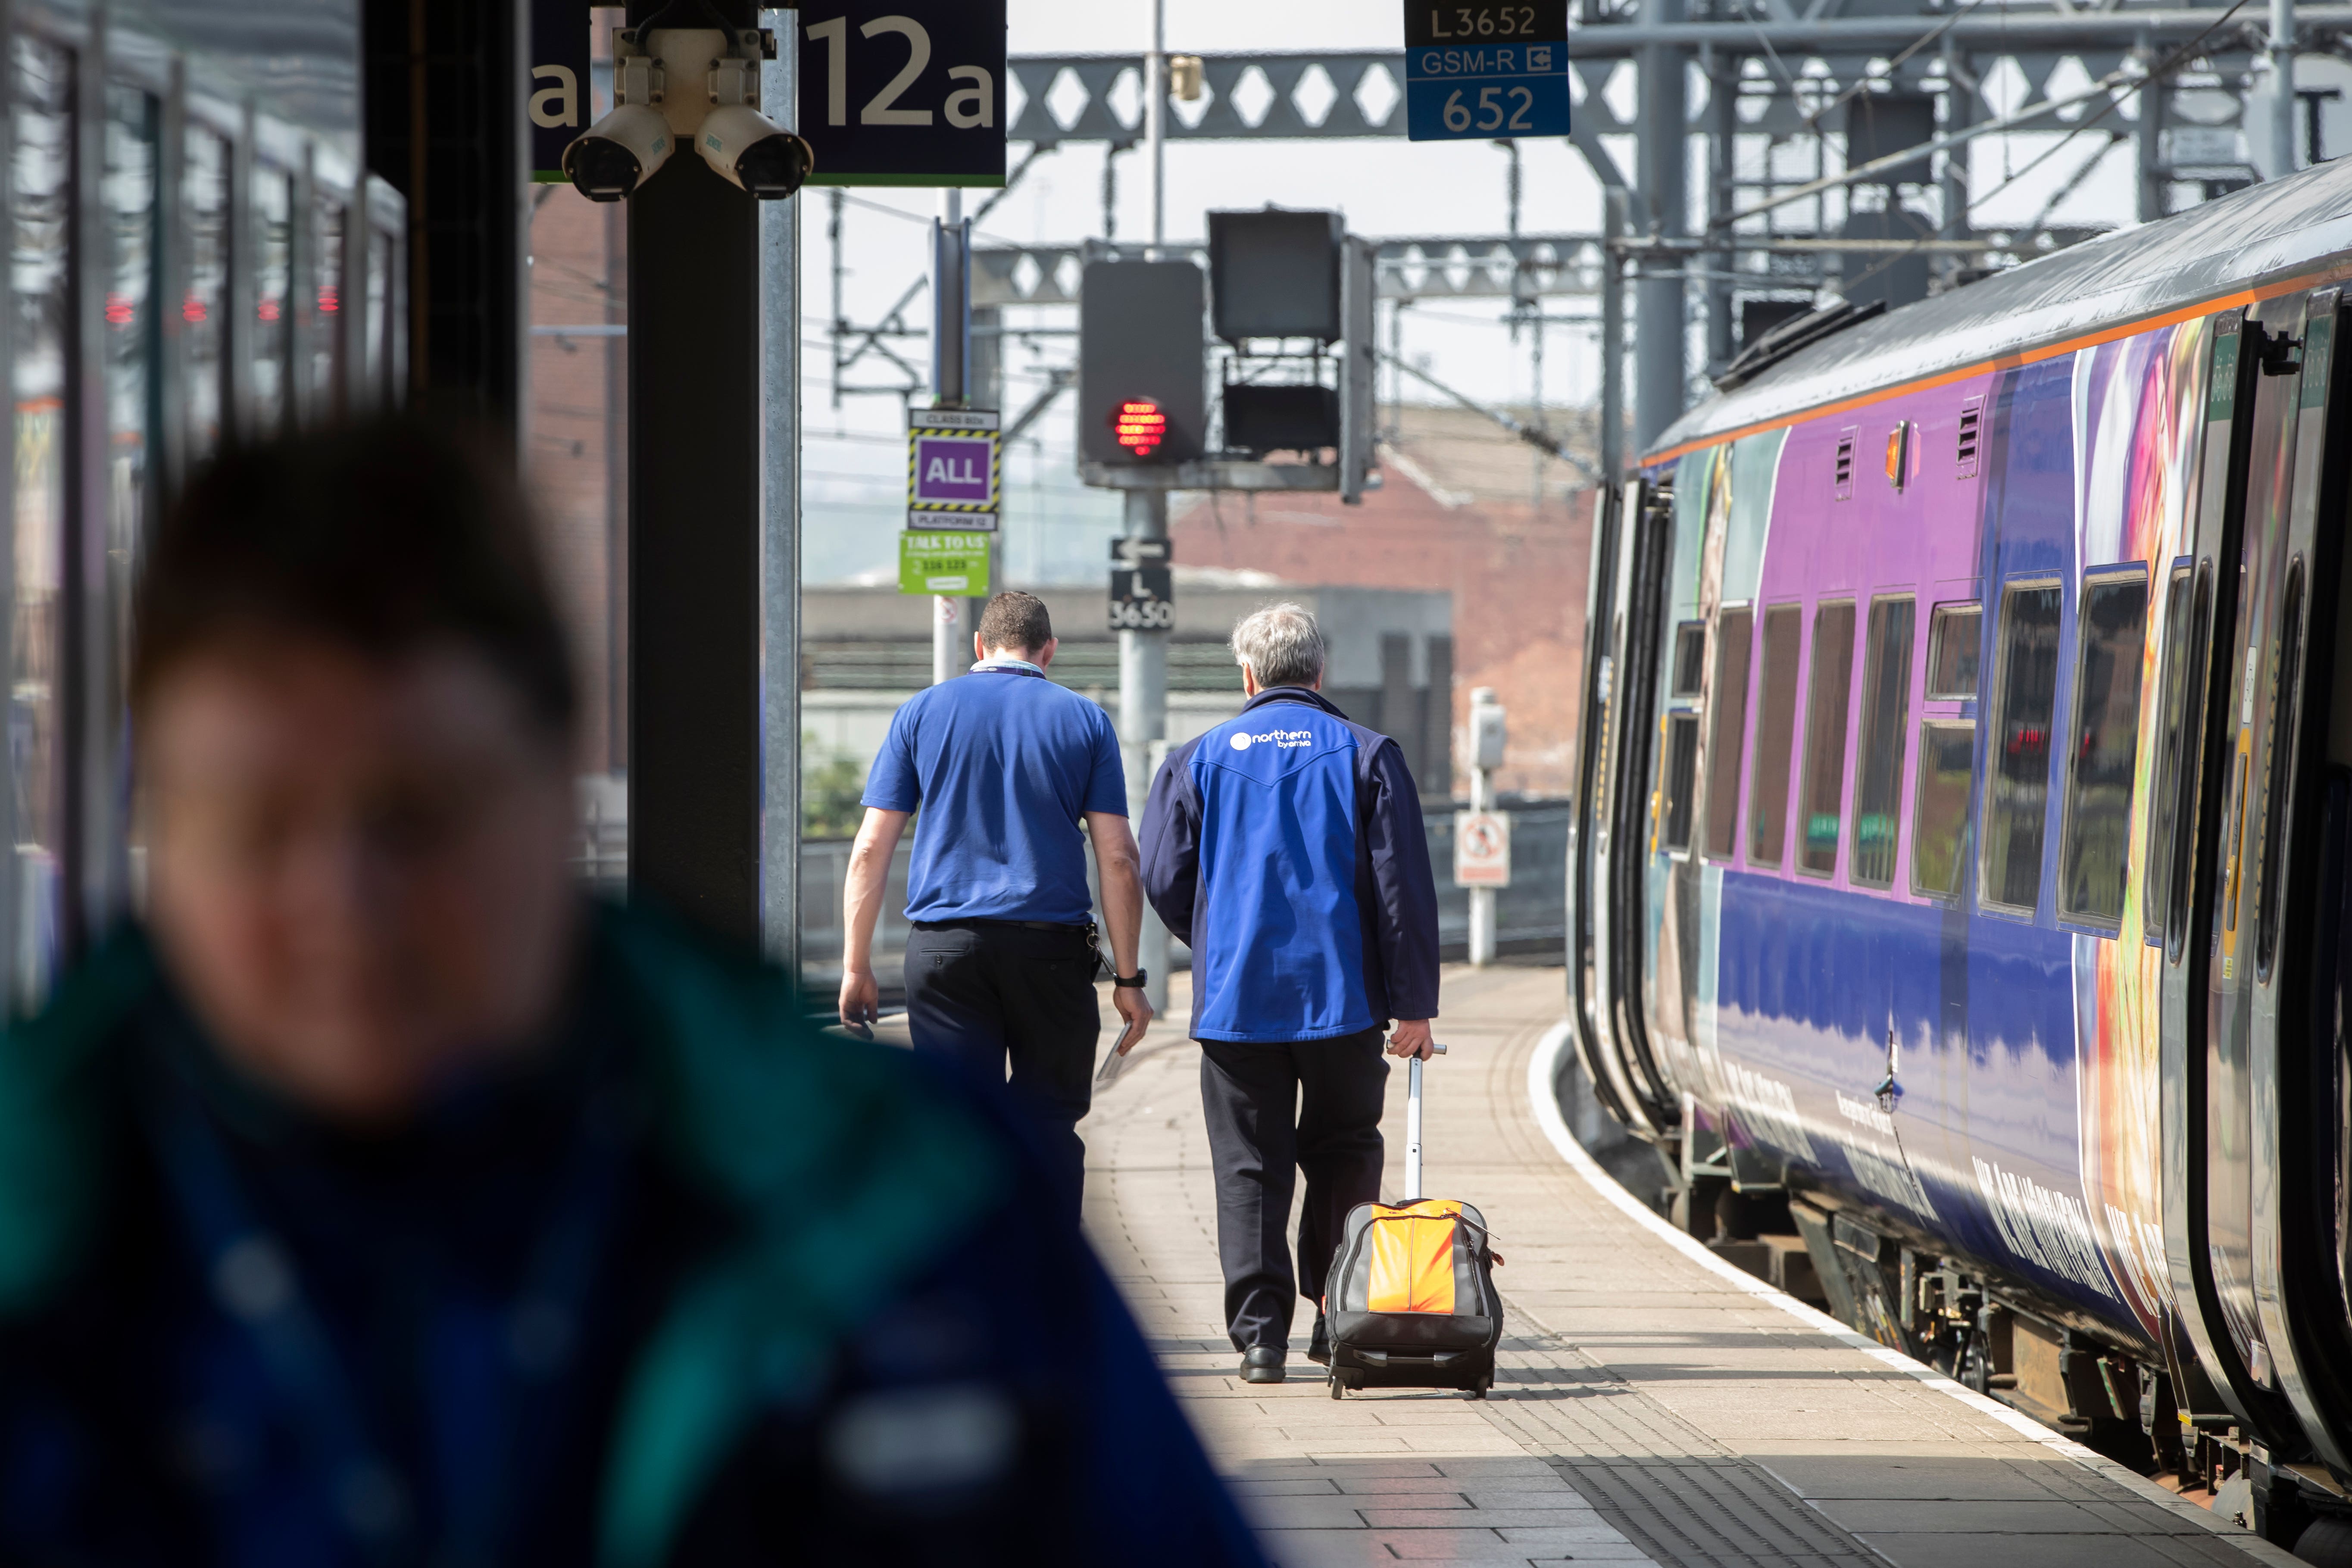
[1077,261,1207,467]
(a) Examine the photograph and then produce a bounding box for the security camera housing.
[697,105,813,199]
[562,103,672,202]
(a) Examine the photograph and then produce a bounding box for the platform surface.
[1077,963,2290,1568]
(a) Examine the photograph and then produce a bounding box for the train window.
[182,129,229,462]
[2144,564,2200,946]
[1670,622,1705,699]
[1925,602,1980,699]
[1851,594,1915,889]
[1797,600,1856,876]
[1912,722,1976,897]
[1981,579,2064,914]
[1747,603,1803,868]
[1659,714,1699,853]
[9,36,71,1003]
[2255,558,2308,979]
[2059,570,2152,927]
[1702,606,1752,859]
[253,168,293,436]
[309,196,347,419]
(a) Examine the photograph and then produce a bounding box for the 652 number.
[1442,85,1536,133]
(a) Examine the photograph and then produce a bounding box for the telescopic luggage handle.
[1403,1042,1447,1203]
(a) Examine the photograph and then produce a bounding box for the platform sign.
[1455,810,1512,887]
[900,531,992,595]
[1403,1,1570,142]
[1109,537,1174,631]
[908,407,1000,530]
[528,0,593,181]
[800,0,1007,186]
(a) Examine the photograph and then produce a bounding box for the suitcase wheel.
[1329,1372,1344,1400]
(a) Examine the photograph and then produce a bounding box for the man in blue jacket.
[1139,603,1441,1385]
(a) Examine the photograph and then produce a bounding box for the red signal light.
[1113,398,1167,458]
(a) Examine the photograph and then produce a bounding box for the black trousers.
[904,921,1102,1214]
[1198,1030,1389,1352]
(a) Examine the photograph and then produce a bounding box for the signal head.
[1113,399,1169,459]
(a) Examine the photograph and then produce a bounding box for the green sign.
[899,530,992,595]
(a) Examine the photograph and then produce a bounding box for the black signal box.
[1208,209,1342,344]
[1224,384,1340,456]
[1078,260,1206,466]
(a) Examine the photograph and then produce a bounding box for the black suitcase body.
[1320,1050,1503,1397]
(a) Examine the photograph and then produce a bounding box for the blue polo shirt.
[863,662,1128,924]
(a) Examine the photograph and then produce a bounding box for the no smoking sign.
[1454,809,1512,888]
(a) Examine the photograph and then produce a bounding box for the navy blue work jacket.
[1139,687,1441,1043]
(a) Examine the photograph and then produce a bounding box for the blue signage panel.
[1402,1,1570,142]
[800,0,1008,186]
[528,0,594,181]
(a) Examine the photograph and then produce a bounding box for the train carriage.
[1572,154,2352,1532]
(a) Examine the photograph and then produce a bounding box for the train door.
[2246,289,2352,1477]
[1572,476,1678,1139]
[2157,301,2304,1449]
[1571,482,1657,1135]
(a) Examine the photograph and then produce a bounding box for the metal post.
[1146,0,1166,253]
[1942,42,1974,238]
[1120,487,1170,1015]
[1704,44,1734,376]
[1634,0,1687,451]
[630,0,763,945]
[2271,0,2298,177]
[932,190,970,687]
[759,10,801,974]
[1468,753,1495,968]
[1600,188,1627,488]
[2137,37,2168,222]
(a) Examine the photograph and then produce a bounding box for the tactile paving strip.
[1479,1334,1886,1566]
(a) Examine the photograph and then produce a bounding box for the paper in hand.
[1095,1016,1146,1086]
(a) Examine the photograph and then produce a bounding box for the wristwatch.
[1112,969,1149,989]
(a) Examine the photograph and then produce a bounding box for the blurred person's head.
[1230,602,1325,696]
[131,417,581,1125]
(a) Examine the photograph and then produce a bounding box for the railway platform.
[1076,964,2302,1568]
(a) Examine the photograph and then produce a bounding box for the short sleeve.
[1079,704,1129,816]
[862,699,923,812]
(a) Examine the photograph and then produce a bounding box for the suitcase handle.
[1403,1042,1446,1202]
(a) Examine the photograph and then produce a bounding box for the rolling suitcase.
[1322,1044,1504,1398]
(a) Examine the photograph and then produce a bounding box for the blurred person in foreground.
[0,419,1262,1568]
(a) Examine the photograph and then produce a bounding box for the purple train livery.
[1570,156,2352,1538]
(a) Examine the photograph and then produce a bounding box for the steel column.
[931,191,971,687]
[760,11,802,972]
[628,0,762,945]
[1601,188,1627,485]
[2139,41,2169,222]
[1635,0,1688,451]
[1120,488,1170,1015]
[2271,0,2299,175]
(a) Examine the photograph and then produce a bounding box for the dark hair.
[132,417,576,740]
[978,590,1053,655]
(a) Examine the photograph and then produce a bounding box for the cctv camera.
[697,105,813,199]
[563,103,673,202]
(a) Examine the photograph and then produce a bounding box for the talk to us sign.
[906,406,1000,531]
[528,0,593,181]
[900,532,993,596]
[801,0,1008,185]
[1403,1,1570,141]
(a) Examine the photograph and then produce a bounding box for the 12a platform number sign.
[801,0,1007,187]
[1404,1,1570,142]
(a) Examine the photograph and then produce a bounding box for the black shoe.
[1307,1314,1331,1366]
[1240,1346,1286,1384]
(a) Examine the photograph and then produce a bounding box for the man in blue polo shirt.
[840,591,1154,1208]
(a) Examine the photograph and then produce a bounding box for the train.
[1570,153,2352,1550]
[0,2,403,1009]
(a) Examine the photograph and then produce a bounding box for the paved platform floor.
[1077,964,2296,1568]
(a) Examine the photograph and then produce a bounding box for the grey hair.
[1230,601,1327,688]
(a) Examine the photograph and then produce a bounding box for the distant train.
[1570,156,2352,1547]
[0,3,402,1006]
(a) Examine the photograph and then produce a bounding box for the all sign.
[906,406,999,530]
[1454,810,1512,888]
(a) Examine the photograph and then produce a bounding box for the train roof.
[1648,156,2352,464]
